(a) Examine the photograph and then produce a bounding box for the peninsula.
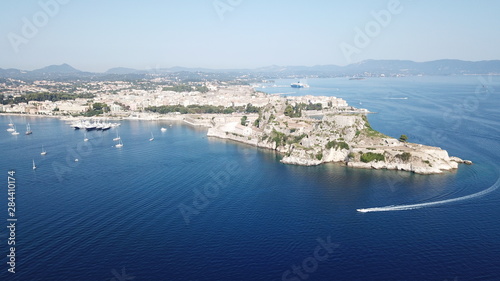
[0,74,470,174]
[203,90,469,174]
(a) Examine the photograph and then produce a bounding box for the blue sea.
[1,76,500,280]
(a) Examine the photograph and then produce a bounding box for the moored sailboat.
[11,126,20,135]
[41,145,47,155]
[25,123,32,135]
[115,139,123,148]
[113,131,121,141]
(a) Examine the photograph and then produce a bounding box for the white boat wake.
[357,174,500,213]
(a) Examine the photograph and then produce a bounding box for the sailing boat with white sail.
[25,123,32,135]
[11,125,20,135]
[115,139,123,148]
[113,131,121,141]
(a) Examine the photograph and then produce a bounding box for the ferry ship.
[290,81,309,88]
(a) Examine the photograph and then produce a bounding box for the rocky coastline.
[206,99,471,174]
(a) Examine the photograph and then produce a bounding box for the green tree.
[245,103,260,113]
[284,104,302,118]
[240,116,248,126]
[253,118,260,127]
[399,134,408,142]
[284,105,294,117]
[92,102,108,111]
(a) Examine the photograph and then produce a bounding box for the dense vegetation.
[360,152,385,163]
[283,102,324,118]
[1,92,94,105]
[266,129,308,147]
[284,104,302,118]
[396,152,412,162]
[301,102,323,110]
[270,129,287,147]
[145,103,261,115]
[325,140,350,150]
[162,84,209,93]
[83,102,109,117]
[245,103,260,113]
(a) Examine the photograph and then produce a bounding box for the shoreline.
[0,112,183,121]
[2,107,472,175]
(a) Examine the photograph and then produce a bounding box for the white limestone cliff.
[204,99,471,174]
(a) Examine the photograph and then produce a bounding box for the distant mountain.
[1,60,500,80]
[105,66,233,74]
[32,63,82,74]
[167,66,215,72]
[105,67,141,74]
[0,68,25,76]
[341,59,500,75]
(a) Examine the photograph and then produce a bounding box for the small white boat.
[149,132,154,141]
[74,158,79,162]
[8,118,13,127]
[11,126,19,135]
[6,127,15,132]
[160,127,167,132]
[113,131,121,141]
[84,132,89,142]
[32,159,36,170]
[115,139,123,148]
[41,146,47,155]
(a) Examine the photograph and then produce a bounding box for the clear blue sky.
[1,0,500,72]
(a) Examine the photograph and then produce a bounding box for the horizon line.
[3,58,500,73]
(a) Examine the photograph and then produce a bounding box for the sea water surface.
[1,76,499,280]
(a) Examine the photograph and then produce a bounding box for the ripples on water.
[1,76,499,280]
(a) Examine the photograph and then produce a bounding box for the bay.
[1,76,499,280]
